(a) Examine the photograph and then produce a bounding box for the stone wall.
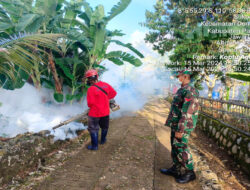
[197,113,250,174]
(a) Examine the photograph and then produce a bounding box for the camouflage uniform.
[165,83,199,171]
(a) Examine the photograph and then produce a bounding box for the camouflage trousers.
[171,130,194,170]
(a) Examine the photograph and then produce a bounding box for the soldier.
[160,70,199,184]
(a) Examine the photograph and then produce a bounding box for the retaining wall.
[197,113,250,174]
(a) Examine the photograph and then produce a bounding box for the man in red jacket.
[85,69,117,150]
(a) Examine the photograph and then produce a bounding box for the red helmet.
[85,69,98,78]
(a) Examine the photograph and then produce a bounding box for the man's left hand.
[175,132,183,139]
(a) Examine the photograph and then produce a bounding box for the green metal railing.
[198,97,250,134]
[166,90,250,134]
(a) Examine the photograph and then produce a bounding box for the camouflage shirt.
[165,83,199,133]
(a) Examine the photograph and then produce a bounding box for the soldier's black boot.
[176,170,196,183]
[100,129,108,144]
[87,132,98,150]
[160,165,180,177]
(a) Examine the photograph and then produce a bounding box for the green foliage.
[144,0,249,88]
[0,0,144,103]
[0,67,29,90]
[16,14,43,32]
[54,92,64,102]
[105,0,131,22]
[106,51,142,67]
[226,73,250,82]
[77,0,143,68]
[0,33,63,87]
[110,40,144,58]
[41,77,55,89]
[55,56,85,102]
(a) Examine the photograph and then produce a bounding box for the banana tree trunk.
[49,51,62,94]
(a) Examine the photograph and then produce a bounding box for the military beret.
[176,70,192,77]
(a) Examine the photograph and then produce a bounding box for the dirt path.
[32,98,247,190]
[137,98,201,190]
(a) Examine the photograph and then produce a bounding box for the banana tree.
[75,0,144,68]
[0,0,144,103]
[56,0,144,68]
[48,0,144,102]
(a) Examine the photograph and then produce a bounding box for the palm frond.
[0,32,64,75]
[105,0,131,22]
[107,30,125,37]
[0,32,63,50]
[0,62,15,81]
[110,40,144,58]
[105,51,143,67]
[108,57,124,65]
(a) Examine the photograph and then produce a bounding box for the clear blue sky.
[89,0,156,41]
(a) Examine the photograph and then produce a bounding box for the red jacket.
[87,81,117,117]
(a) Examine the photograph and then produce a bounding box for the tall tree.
[72,0,144,68]
[143,0,249,89]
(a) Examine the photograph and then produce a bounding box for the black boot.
[87,132,98,150]
[100,129,108,144]
[160,165,180,177]
[176,170,196,183]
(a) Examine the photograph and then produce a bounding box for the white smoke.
[100,30,173,117]
[100,59,172,118]
[0,30,175,139]
[0,84,88,140]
